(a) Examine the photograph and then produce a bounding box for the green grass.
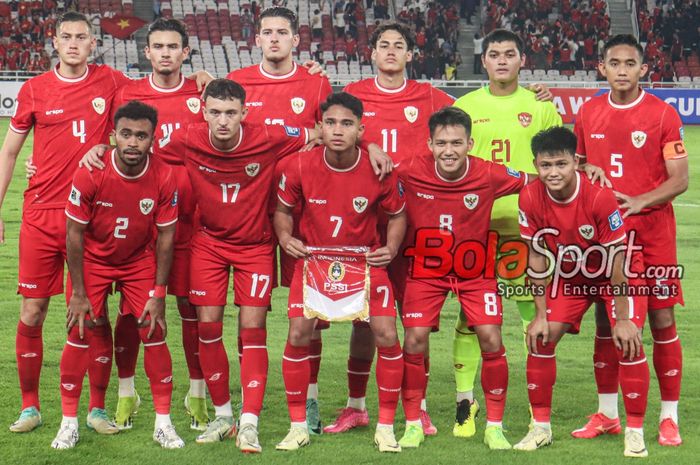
[0,120,698,465]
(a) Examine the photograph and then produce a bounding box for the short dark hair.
[56,11,92,34]
[114,101,158,131]
[428,107,471,137]
[258,7,298,34]
[203,79,246,104]
[482,28,524,55]
[370,20,415,50]
[531,126,577,158]
[602,34,644,60]
[320,92,363,120]
[147,18,189,48]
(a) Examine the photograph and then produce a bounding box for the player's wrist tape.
[150,285,167,299]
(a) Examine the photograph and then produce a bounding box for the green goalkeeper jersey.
[453,85,562,236]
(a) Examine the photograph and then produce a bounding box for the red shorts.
[401,277,503,330]
[168,247,190,297]
[77,257,154,319]
[287,260,396,319]
[18,208,66,298]
[188,232,273,307]
[625,205,683,310]
[546,280,647,334]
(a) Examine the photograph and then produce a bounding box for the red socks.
[618,346,649,429]
[282,342,309,422]
[87,324,113,411]
[526,339,557,423]
[16,321,43,410]
[139,326,173,415]
[178,300,203,380]
[59,326,91,417]
[482,346,508,423]
[651,324,682,401]
[198,321,230,407]
[593,326,619,394]
[376,343,403,425]
[401,351,424,422]
[423,355,430,402]
[347,356,372,399]
[309,337,322,385]
[240,328,268,416]
[114,313,139,379]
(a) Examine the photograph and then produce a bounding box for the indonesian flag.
[101,15,147,40]
[303,246,370,322]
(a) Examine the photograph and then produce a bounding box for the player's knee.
[476,329,502,353]
[372,325,398,348]
[20,298,49,326]
[288,325,312,347]
[649,307,675,329]
[403,330,428,354]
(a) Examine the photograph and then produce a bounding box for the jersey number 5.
[610,153,623,178]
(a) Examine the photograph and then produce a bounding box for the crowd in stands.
[0,0,58,72]
[483,0,611,74]
[637,0,700,82]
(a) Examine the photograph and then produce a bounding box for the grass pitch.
[0,120,698,465]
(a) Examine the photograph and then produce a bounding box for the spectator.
[241,8,253,40]
[473,32,483,74]
[311,9,322,40]
[345,32,358,63]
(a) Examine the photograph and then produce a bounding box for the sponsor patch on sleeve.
[69,185,81,206]
[608,210,623,231]
[506,167,521,178]
[284,126,301,137]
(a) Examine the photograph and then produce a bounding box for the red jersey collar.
[546,171,581,204]
[111,149,150,180]
[148,73,185,93]
[607,88,645,109]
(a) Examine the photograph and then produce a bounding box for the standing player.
[324,20,455,437]
[160,79,317,452]
[573,34,688,446]
[0,11,130,433]
[398,107,531,450]
[515,126,650,458]
[450,28,562,438]
[56,101,183,449]
[274,92,406,452]
[106,18,209,432]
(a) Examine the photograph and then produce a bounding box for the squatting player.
[0,11,130,433]
[397,107,532,450]
[573,34,688,446]
[516,126,650,458]
[274,92,407,452]
[159,79,318,452]
[450,28,561,437]
[56,101,182,449]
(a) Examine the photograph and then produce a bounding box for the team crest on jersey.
[353,196,368,213]
[578,224,595,240]
[291,97,306,115]
[404,106,419,123]
[518,112,532,128]
[328,261,346,282]
[186,97,201,114]
[92,97,106,115]
[245,162,261,177]
[631,131,647,148]
[140,198,154,215]
[463,193,479,210]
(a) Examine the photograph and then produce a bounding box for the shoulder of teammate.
[65,164,98,224]
[517,179,542,239]
[343,77,372,95]
[377,166,406,215]
[152,157,178,227]
[484,156,528,196]
[100,63,132,87]
[226,64,256,82]
[430,85,456,108]
[453,86,485,109]
[277,150,307,207]
[590,183,626,245]
[9,78,37,133]
[264,123,310,155]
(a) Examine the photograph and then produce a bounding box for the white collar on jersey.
[258,61,298,80]
[434,157,469,183]
[148,73,185,93]
[208,126,244,152]
[53,64,89,83]
[323,146,363,172]
[546,171,580,204]
[111,149,150,180]
[373,75,407,94]
[607,88,645,110]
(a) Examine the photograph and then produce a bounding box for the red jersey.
[574,90,687,212]
[11,64,130,210]
[166,122,309,245]
[277,146,405,248]
[114,73,204,165]
[344,78,455,162]
[519,172,641,280]
[398,154,526,275]
[226,62,332,127]
[65,150,178,265]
